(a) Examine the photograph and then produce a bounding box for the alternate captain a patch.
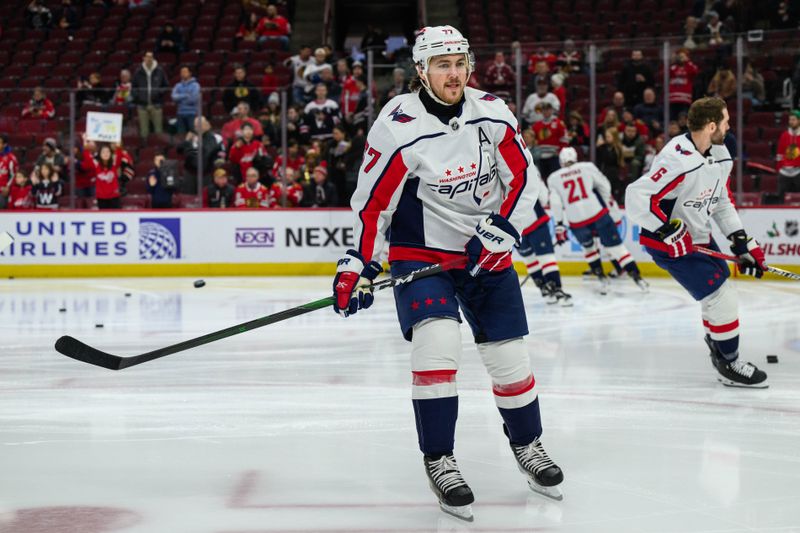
[389,104,416,123]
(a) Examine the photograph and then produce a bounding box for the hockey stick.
[54,258,468,371]
[693,245,800,281]
[0,231,13,253]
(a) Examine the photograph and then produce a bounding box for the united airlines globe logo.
[139,218,181,260]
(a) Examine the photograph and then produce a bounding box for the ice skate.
[630,272,649,293]
[423,454,475,522]
[597,275,611,295]
[545,281,573,307]
[508,437,564,501]
[705,335,768,388]
[533,277,558,305]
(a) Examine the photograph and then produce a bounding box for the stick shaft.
[692,245,800,281]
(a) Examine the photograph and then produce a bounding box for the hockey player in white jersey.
[548,147,648,293]
[626,97,768,388]
[331,25,563,521]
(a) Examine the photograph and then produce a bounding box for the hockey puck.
[194,279,206,288]
[59,307,66,313]
[95,323,104,328]
[767,355,779,364]
[124,292,132,297]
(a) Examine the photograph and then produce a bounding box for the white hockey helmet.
[412,25,474,100]
[559,146,578,167]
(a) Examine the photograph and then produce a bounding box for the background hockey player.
[516,165,572,306]
[549,147,648,293]
[331,25,563,522]
[625,96,768,388]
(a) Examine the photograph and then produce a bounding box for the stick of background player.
[332,25,563,522]
[549,147,648,294]
[625,96,768,388]
[515,165,572,306]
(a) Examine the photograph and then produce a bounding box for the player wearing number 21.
[626,96,768,388]
[330,25,563,521]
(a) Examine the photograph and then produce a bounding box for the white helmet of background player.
[559,146,578,167]
[412,25,474,104]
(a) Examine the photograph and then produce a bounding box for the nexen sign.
[236,227,275,248]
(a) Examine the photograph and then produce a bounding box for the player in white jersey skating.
[548,147,648,293]
[626,97,768,388]
[331,25,563,521]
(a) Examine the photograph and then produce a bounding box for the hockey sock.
[607,244,635,272]
[623,261,640,276]
[701,283,740,362]
[588,258,603,276]
[525,259,545,286]
[611,259,623,274]
[499,397,543,446]
[413,396,458,456]
[538,253,562,288]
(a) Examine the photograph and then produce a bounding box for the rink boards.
[0,207,797,278]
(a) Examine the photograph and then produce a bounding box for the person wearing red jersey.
[229,122,266,181]
[484,51,515,99]
[256,4,290,50]
[527,46,557,74]
[222,102,264,146]
[234,167,271,208]
[669,49,699,118]
[269,166,304,207]
[776,109,800,199]
[532,102,568,179]
[0,133,19,209]
[272,141,305,178]
[8,173,33,210]
[21,87,55,119]
[95,144,123,209]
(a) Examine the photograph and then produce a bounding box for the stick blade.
[54,336,125,370]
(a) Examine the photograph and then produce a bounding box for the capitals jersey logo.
[675,144,693,156]
[389,104,415,123]
[480,93,498,101]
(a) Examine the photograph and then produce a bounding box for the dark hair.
[409,73,423,92]
[687,97,726,132]
[97,144,113,169]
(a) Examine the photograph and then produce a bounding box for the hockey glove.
[465,213,520,277]
[554,223,569,246]
[333,249,383,317]
[729,230,767,278]
[656,218,693,258]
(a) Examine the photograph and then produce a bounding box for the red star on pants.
[411,301,420,310]
[458,166,464,173]
[470,162,476,169]
[707,279,714,285]
[714,273,720,279]
[425,297,434,306]
[445,169,452,176]
[439,297,447,305]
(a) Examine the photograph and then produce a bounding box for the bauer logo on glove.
[466,213,520,277]
[332,249,383,317]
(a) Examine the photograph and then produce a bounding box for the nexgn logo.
[236,227,275,248]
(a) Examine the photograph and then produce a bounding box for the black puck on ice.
[124,292,132,297]
[766,355,779,364]
[59,307,66,313]
[194,279,206,288]
[95,323,104,328]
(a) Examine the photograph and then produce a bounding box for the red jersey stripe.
[497,126,528,219]
[358,152,409,260]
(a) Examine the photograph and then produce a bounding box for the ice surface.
[1,275,799,532]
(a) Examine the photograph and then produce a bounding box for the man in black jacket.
[223,65,262,114]
[132,51,171,139]
[302,164,338,207]
[206,167,235,208]
[617,50,654,107]
[178,116,226,187]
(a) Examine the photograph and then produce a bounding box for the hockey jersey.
[234,182,271,208]
[350,87,539,265]
[625,133,742,249]
[548,162,612,228]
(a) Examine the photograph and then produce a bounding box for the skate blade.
[635,282,649,293]
[717,377,769,389]
[439,503,473,522]
[526,480,564,501]
[558,298,574,307]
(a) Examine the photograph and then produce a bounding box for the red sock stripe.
[492,374,535,397]
[585,250,600,259]
[540,261,558,270]
[412,369,457,386]
[618,253,631,263]
[702,319,740,333]
[526,261,539,268]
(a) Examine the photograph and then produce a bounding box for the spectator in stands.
[621,122,646,181]
[522,78,560,127]
[32,138,65,181]
[618,50,654,107]
[302,108,337,143]
[234,166,270,208]
[484,52,515,99]
[171,65,201,134]
[706,11,727,46]
[620,109,650,140]
[223,65,261,114]
[132,51,170,139]
[111,69,133,106]
[271,167,304,207]
[56,0,78,30]
[302,48,333,102]
[285,105,303,145]
[0,134,19,209]
[669,49,699,119]
[319,67,342,103]
[340,63,361,121]
[551,73,566,118]
[599,91,626,124]
[633,87,663,135]
[683,16,701,50]
[146,155,178,208]
[383,67,410,103]
[666,119,682,138]
[179,116,226,182]
[324,125,351,201]
[531,102,568,178]
[222,102,264,146]
[707,65,736,101]
[94,144,122,209]
[304,83,340,122]
[258,93,281,145]
[643,134,666,174]
[156,22,184,55]
[774,0,799,30]
[301,164,338,207]
[776,110,800,199]
[229,122,266,182]
[21,87,55,119]
[596,127,625,203]
[257,4,290,50]
[527,46,557,74]
[285,44,313,105]
[261,63,279,104]
[556,39,582,74]
[8,172,33,210]
[236,12,260,42]
[527,60,551,95]
[741,62,766,106]
[71,138,97,209]
[77,72,111,107]
[566,111,590,152]
[206,167,235,208]
[26,0,52,29]
[596,109,621,144]
[31,162,62,210]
